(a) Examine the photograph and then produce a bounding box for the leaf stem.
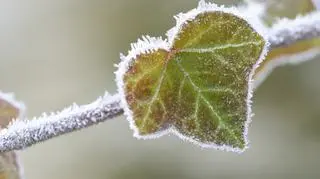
[0,92,123,152]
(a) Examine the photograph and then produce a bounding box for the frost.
[242,0,320,88]
[254,47,320,89]
[121,36,170,65]
[0,92,122,152]
[166,0,268,45]
[0,0,317,154]
[239,0,266,20]
[253,10,320,88]
[116,0,269,153]
[0,91,26,179]
[268,11,320,48]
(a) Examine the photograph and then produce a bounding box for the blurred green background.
[0,0,320,178]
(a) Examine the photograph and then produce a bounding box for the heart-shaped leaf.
[116,1,267,152]
[0,92,25,179]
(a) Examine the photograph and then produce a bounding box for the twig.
[0,11,319,152]
[268,11,320,49]
[0,92,123,152]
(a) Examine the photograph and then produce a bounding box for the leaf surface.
[117,1,267,152]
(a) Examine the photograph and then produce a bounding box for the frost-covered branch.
[268,11,320,49]
[0,92,123,152]
[0,6,319,153]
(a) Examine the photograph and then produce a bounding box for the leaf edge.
[116,0,270,153]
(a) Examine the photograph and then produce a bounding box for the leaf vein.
[182,20,230,48]
[141,62,169,128]
[180,41,262,53]
[174,58,242,144]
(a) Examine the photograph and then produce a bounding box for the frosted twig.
[0,6,319,153]
[0,92,123,152]
[268,11,320,49]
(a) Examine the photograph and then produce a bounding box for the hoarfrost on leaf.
[116,0,268,153]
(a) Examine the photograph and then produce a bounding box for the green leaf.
[0,92,25,179]
[116,1,267,152]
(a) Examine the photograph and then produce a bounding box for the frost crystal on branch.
[0,0,319,153]
[0,92,26,179]
[254,44,320,89]
[116,0,268,153]
[0,92,123,152]
[268,11,320,48]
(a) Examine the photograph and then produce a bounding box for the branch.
[0,92,123,152]
[268,11,320,49]
[0,11,319,152]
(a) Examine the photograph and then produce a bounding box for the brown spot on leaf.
[134,76,156,102]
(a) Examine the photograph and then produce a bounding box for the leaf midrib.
[140,41,258,145]
[174,58,243,146]
[180,41,262,53]
[141,59,169,128]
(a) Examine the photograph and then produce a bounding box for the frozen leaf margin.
[115,0,269,153]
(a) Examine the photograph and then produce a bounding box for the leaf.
[250,0,320,88]
[0,92,25,179]
[116,1,267,152]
